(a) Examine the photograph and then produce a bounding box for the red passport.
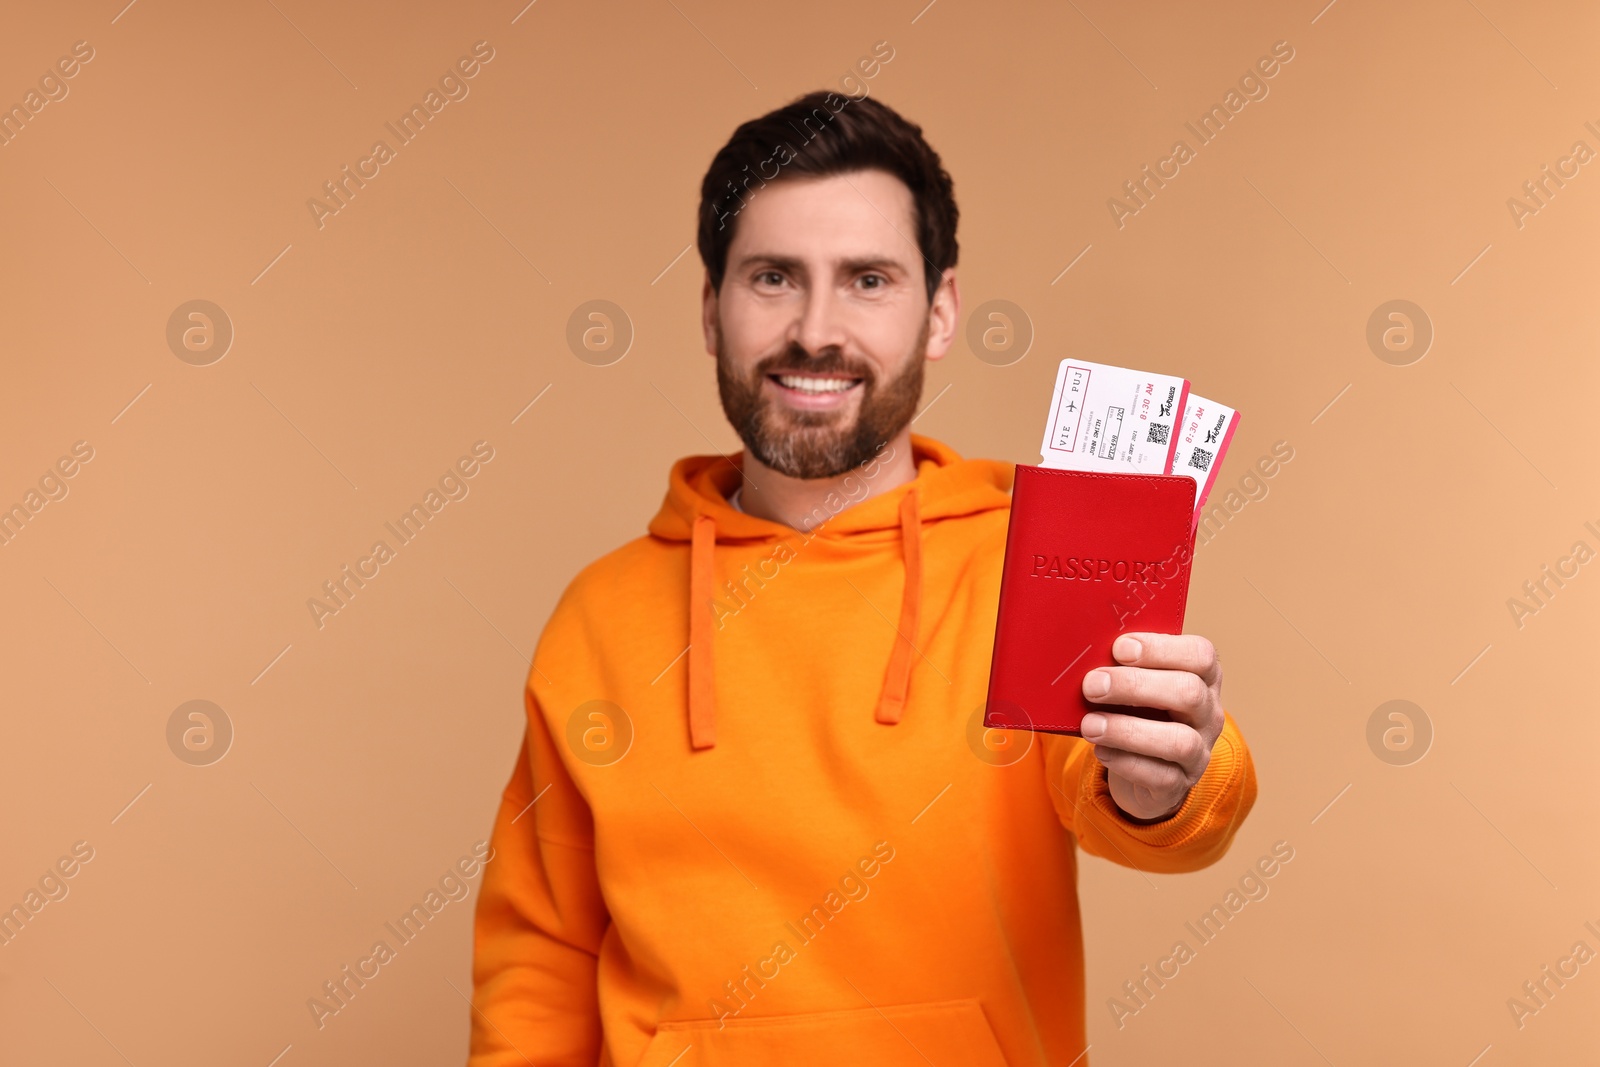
[984,465,1198,735]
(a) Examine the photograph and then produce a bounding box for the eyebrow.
[733,253,906,276]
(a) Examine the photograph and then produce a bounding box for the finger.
[1090,745,1193,798]
[1081,714,1208,777]
[1113,633,1220,686]
[1083,665,1213,724]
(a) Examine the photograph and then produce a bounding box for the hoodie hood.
[647,433,1014,751]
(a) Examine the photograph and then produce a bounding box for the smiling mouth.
[767,372,863,395]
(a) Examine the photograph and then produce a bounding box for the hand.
[1079,632,1224,822]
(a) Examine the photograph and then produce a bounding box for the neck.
[737,427,918,531]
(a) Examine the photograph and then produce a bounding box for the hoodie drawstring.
[685,488,923,750]
[688,513,718,750]
[874,488,922,725]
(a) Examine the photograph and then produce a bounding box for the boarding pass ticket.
[1038,359,1189,475]
[1038,358,1241,521]
[1171,393,1240,516]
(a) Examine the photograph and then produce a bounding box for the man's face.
[704,168,956,479]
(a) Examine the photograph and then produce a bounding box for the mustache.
[755,346,874,381]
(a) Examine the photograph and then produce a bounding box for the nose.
[787,281,849,359]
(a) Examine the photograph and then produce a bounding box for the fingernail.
[1085,670,1110,698]
[1118,636,1142,661]
[1081,713,1106,738]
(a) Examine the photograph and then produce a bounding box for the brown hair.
[696,90,959,304]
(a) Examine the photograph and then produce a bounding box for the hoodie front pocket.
[634,997,1009,1067]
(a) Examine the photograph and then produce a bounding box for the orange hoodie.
[467,433,1257,1066]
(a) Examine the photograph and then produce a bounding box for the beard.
[715,319,928,480]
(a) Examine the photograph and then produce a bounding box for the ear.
[922,268,960,362]
[701,271,719,358]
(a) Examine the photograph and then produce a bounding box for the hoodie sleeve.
[466,681,609,1066]
[1043,709,1257,874]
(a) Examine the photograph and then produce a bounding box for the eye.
[858,273,887,289]
[756,270,785,287]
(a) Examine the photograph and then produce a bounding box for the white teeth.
[775,375,857,394]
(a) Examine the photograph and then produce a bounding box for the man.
[467,90,1257,1066]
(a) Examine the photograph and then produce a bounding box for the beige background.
[2,0,1596,1063]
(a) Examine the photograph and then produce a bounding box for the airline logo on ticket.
[1172,393,1240,520]
[1039,359,1188,474]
